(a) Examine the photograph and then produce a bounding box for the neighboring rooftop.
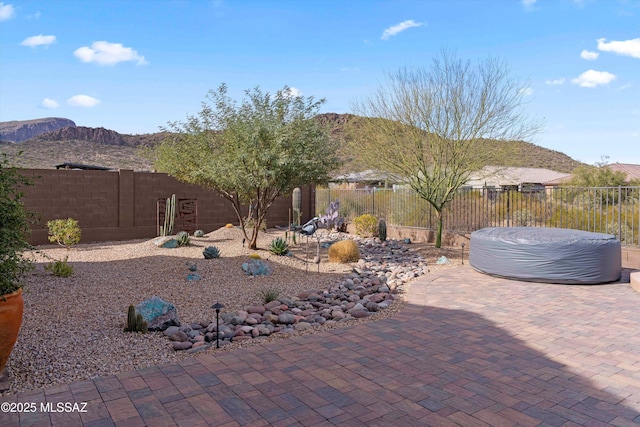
[466,166,571,188]
[55,162,112,171]
[605,163,640,182]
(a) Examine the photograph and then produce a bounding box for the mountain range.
[0,115,583,173]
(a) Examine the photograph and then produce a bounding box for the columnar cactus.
[378,218,387,242]
[125,305,148,333]
[292,187,302,226]
[160,194,176,237]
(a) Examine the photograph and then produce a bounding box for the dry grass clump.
[328,239,361,263]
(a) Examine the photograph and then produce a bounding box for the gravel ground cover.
[2,227,461,396]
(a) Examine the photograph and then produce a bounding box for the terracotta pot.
[0,288,24,373]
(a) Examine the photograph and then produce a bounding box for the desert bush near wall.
[354,214,378,237]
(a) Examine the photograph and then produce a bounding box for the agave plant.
[203,246,221,259]
[176,231,190,246]
[268,237,289,256]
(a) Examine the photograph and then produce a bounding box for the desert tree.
[570,156,638,187]
[349,50,542,247]
[154,84,340,249]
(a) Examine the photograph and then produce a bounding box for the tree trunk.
[249,227,259,250]
[435,210,443,248]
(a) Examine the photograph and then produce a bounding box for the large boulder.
[135,296,180,331]
[152,236,179,248]
[242,259,271,276]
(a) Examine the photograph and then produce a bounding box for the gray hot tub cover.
[469,227,621,284]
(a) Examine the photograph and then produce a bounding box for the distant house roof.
[466,166,571,188]
[331,169,396,183]
[605,163,640,182]
[55,162,112,170]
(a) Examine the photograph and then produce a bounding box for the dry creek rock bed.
[2,227,461,395]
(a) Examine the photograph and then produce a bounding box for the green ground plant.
[354,214,378,237]
[47,218,81,249]
[45,256,73,277]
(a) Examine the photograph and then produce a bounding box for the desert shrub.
[0,154,34,295]
[47,218,81,249]
[258,287,280,303]
[45,256,73,277]
[354,214,378,237]
[328,240,360,263]
[249,253,261,260]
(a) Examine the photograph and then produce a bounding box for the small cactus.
[249,253,261,260]
[203,246,221,259]
[378,218,387,242]
[125,305,148,333]
[194,229,205,237]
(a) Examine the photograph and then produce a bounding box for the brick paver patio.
[1,266,639,426]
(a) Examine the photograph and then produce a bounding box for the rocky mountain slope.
[1,115,583,173]
[0,117,76,142]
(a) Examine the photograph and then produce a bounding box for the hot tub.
[469,227,621,284]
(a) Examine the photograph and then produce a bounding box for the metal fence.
[316,186,640,247]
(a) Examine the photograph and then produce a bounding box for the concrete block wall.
[18,169,314,245]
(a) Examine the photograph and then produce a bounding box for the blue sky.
[1,0,639,166]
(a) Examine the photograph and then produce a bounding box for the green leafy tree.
[0,154,34,295]
[154,84,340,249]
[349,50,542,247]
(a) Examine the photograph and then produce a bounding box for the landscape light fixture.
[211,302,225,349]
[461,243,465,265]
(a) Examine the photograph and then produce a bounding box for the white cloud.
[519,87,533,96]
[67,95,101,107]
[580,50,599,60]
[381,20,424,40]
[545,78,566,85]
[280,87,302,98]
[74,41,148,66]
[571,70,616,88]
[41,98,59,108]
[597,38,640,59]
[20,34,56,48]
[522,0,537,10]
[0,2,15,21]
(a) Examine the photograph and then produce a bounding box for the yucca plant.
[268,237,289,256]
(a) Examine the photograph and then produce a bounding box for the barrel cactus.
[194,229,205,237]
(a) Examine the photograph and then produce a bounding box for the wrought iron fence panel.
[316,186,639,246]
